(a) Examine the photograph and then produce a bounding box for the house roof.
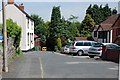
[98,14,119,31]
[14,4,34,21]
[112,14,120,28]
[74,37,88,41]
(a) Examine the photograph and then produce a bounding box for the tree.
[48,6,62,50]
[31,14,49,47]
[86,4,117,24]
[68,15,78,22]
[31,14,44,27]
[112,8,117,14]
[50,6,61,37]
[80,14,95,37]
[6,19,22,49]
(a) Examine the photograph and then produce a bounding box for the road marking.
[39,57,44,78]
[108,66,118,70]
[53,52,90,58]
[65,61,113,64]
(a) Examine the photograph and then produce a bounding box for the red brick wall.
[34,39,41,50]
[102,49,119,63]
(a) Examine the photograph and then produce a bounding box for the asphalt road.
[2,51,119,78]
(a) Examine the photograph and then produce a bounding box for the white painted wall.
[0,4,34,51]
[110,30,113,43]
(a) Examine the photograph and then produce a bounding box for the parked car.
[61,45,70,54]
[69,41,96,56]
[88,43,120,58]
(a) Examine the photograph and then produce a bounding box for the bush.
[56,37,62,50]
[6,19,22,49]
[16,47,23,56]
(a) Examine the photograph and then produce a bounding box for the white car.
[88,43,120,58]
[63,45,70,54]
[69,41,96,56]
[61,45,70,54]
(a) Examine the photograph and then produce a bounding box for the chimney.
[19,3,24,11]
[8,0,14,4]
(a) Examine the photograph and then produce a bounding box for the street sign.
[0,36,3,42]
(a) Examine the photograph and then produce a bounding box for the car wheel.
[89,55,95,58]
[77,50,83,56]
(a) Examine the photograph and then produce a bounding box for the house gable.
[92,14,120,43]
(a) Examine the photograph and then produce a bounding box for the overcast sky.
[0,1,119,22]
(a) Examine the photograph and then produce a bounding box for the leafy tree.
[86,4,117,24]
[112,8,117,14]
[31,14,44,27]
[48,6,62,50]
[68,15,78,22]
[56,37,62,50]
[31,14,49,47]
[6,19,22,49]
[80,14,95,37]
[50,6,61,37]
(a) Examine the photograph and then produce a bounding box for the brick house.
[92,14,120,45]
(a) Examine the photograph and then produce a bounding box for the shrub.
[16,47,23,56]
[56,37,62,50]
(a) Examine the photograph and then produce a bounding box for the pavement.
[2,51,119,79]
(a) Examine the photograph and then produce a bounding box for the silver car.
[69,41,96,56]
[61,45,70,54]
[88,43,120,58]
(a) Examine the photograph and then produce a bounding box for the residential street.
[2,51,118,79]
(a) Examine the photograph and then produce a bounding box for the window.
[28,33,29,46]
[84,42,92,46]
[94,31,97,37]
[76,42,83,46]
[32,33,33,44]
[27,17,29,29]
[31,20,33,30]
[98,31,107,39]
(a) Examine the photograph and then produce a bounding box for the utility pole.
[2,0,8,72]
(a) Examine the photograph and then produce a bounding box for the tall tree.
[48,6,62,50]
[86,4,117,24]
[80,14,95,37]
[50,6,61,37]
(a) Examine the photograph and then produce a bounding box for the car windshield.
[93,43,103,47]
[105,44,120,49]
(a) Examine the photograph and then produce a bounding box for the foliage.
[80,14,95,37]
[6,19,22,49]
[50,6,61,37]
[48,6,62,50]
[16,47,23,57]
[31,14,44,27]
[56,37,62,50]
[86,4,117,24]
[68,15,78,22]
[31,14,50,47]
